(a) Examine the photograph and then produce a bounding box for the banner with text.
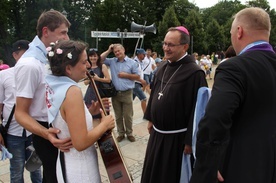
[91,31,143,38]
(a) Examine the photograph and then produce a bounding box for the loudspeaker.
[131,21,156,34]
[131,22,144,32]
[145,23,156,34]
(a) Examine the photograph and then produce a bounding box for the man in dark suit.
[190,7,276,183]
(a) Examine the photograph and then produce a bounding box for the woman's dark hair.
[48,40,87,76]
[88,49,102,68]
[225,45,236,58]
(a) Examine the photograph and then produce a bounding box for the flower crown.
[46,42,72,59]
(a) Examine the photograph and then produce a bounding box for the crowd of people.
[0,6,276,183]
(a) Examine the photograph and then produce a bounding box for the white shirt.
[206,59,212,68]
[0,68,32,136]
[143,56,155,75]
[14,57,49,121]
[134,56,144,83]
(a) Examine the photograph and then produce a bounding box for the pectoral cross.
[158,92,163,100]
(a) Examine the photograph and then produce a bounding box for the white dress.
[52,105,101,183]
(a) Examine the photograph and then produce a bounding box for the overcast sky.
[188,0,276,10]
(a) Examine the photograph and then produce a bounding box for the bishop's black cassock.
[141,55,207,183]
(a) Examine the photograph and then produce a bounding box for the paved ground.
[0,65,216,183]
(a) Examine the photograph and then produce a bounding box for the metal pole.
[96,28,98,49]
[84,17,89,43]
[139,21,147,48]
[133,35,141,57]
[117,28,121,44]
[139,34,145,48]
[62,10,68,17]
[85,26,87,43]
[191,35,193,54]
[122,29,127,46]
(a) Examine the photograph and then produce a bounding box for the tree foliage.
[205,18,225,53]
[1,0,276,65]
[154,6,180,54]
[174,0,196,24]
[185,9,206,54]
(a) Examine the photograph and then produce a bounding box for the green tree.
[247,0,271,10]
[269,9,276,47]
[200,0,246,52]
[222,18,233,49]
[205,18,225,55]
[63,0,93,41]
[2,0,276,64]
[185,9,207,54]
[0,1,12,64]
[174,0,197,25]
[201,0,245,27]
[1,0,65,65]
[154,6,180,55]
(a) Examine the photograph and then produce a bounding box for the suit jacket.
[190,49,276,183]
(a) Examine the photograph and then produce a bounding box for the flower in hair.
[67,52,72,59]
[46,47,52,52]
[50,42,55,46]
[56,48,63,54]
[48,51,54,57]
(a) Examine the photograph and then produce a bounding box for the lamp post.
[96,28,99,50]
[117,28,128,45]
[123,28,127,44]
[117,28,121,44]
[84,17,89,43]
[62,9,68,18]
[191,34,193,54]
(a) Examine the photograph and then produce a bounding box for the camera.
[88,69,94,76]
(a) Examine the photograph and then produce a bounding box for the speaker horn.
[131,21,156,34]
[145,23,156,34]
[131,22,144,32]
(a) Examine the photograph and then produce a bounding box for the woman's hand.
[93,73,100,81]
[100,109,115,131]
[89,98,111,115]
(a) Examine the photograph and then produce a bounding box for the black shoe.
[127,136,136,142]
[116,135,125,142]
